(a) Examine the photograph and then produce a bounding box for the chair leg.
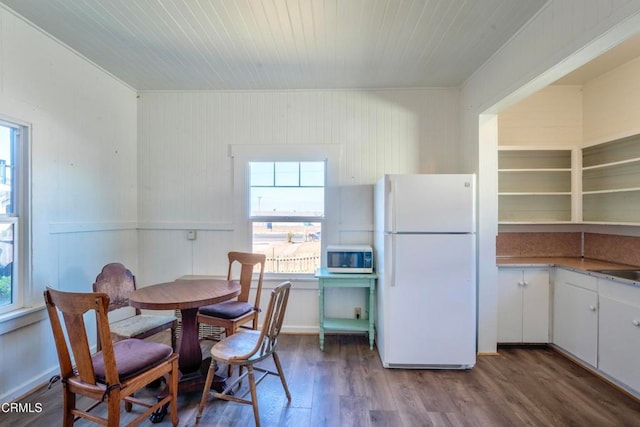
[272,351,291,401]
[169,358,179,427]
[62,386,75,427]
[226,327,234,378]
[247,365,260,427]
[196,359,217,423]
[238,365,245,388]
[107,389,121,426]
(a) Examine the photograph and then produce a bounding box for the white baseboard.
[0,365,59,403]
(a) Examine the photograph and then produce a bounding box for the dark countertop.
[496,256,638,271]
[496,256,640,287]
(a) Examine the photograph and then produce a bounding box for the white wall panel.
[583,57,640,144]
[498,86,583,147]
[137,88,461,282]
[0,10,137,401]
[137,230,201,285]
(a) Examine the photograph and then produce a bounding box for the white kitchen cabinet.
[498,268,550,343]
[498,148,574,223]
[582,133,640,224]
[553,268,599,367]
[598,278,640,395]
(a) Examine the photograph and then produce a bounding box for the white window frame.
[231,144,340,277]
[0,117,31,316]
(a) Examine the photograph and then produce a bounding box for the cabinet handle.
[589,305,597,311]
[518,281,525,287]
[633,320,640,327]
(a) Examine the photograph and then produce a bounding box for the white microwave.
[326,245,373,273]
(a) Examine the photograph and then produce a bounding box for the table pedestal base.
[149,357,227,423]
[178,357,227,393]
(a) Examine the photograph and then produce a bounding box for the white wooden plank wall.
[583,57,640,144]
[498,57,640,149]
[0,10,138,401]
[498,86,583,147]
[138,88,460,196]
[137,88,461,282]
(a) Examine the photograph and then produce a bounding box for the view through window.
[0,122,19,313]
[250,161,324,274]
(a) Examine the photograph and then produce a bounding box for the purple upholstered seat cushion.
[199,301,253,319]
[92,339,173,382]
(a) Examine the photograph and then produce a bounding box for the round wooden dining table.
[129,278,240,393]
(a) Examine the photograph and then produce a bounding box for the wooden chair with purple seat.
[197,252,266,341]
[93,263,177,351]
[43,286,179,426]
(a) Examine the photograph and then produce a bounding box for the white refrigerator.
[374,174,476,369]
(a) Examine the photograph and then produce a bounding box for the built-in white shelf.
[498,148,574,224]
[498,136,640,225]
[582,134,640,224]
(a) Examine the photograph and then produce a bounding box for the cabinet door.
[522,269,550,343]
[498,268,550,343]
[498,269,524,343]
[598,295,640,394]
[553,280,598,367]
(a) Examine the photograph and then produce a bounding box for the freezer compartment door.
[382,234,476,367]
[387,174,475,233]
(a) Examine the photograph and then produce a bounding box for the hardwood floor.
[6,333,640,426]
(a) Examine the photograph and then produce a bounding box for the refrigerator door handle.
[390,178,396,233]
[391,234,396,287]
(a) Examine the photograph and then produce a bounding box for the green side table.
[315,268,377,350]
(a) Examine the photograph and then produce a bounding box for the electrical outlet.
[354,307,362,319]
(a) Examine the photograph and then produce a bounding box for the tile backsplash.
[584,233,640,267]
[497,232,640,267]
[496,232,582,257]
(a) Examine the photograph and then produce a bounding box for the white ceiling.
[0,0,547,91]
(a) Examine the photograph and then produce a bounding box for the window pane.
[0,223,14,307]
[249,161,324,217]
[0,120,23,314]
[252,222,321,273]
[0,125,14,215]
[250,187,324,216]
[274,162,299,186]
[250,162,274,186]
[300,162,324,186]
